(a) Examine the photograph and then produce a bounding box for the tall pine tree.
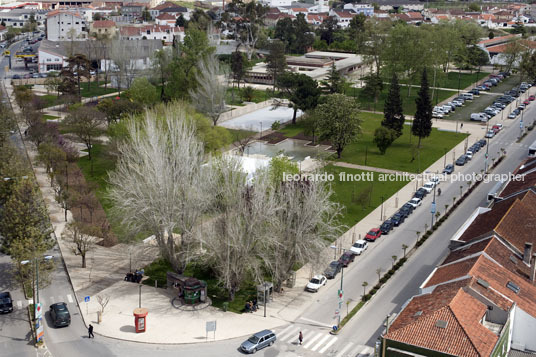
[412,68,433,149]
[382,72,405,138]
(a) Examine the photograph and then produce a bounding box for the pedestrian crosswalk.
[15,294,75,309]
[275,324,375,356]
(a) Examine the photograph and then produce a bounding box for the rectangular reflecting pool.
[243,139,334,162]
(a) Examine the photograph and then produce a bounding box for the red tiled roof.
[406,11,423,19]
[47,10,82,18]
[333,11,355,18]
[92,20,115,28]
[119,26,140,37]
[478,34,517,45]
[156,13,176,20]
[423,257,478,288]
[151,1,176,10]
[494,193,536,253]
[386,286,495,357]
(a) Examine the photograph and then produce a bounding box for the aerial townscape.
[2,0,536,356]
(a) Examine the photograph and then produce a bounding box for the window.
[75,22,79,24]
[46,58,51,62]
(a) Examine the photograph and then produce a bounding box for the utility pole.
[430,184,436,227]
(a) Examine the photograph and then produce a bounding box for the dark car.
[443,164,454,174]
[240,330,276,354]
[470,144,480,152]
[0,292,13,314]
[478,139,486,147]
[413,187,428,199]
[380,220,393,235]
[469,88,480,95]
[324,261,342,279]
[50,302,71,327]
[455,155,467,166]
[12,74,20,79]
[338,251,355,267]
[391,212,405,227]
[401,203,414,216]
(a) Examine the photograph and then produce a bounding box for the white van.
[470,113,487,121]
[462,93,474,100]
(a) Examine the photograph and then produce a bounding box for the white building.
[46,10,87,41]
[260,0,293,7]
[0,9,47,28]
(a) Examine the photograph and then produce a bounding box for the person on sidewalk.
[88,324,94,338]
[298,331,303,345]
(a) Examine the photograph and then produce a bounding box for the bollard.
[155,280,157,288]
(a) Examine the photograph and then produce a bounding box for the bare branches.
[189,55,228,126]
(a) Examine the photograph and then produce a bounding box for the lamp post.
[337,248,346,328]
[330,244,337,260]
[430,184,437,227]
[380,196,384,221]
[443,148,447,168]
[263,282,268,318]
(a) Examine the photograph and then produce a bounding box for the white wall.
[38,50,65,73]
[511,306,536,352]
[47,13,87,41]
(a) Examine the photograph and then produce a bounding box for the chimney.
[532,254,536,283]
[524,242,533,265]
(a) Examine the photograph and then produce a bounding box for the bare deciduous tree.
[201,158,277,301]
[108,103,214,273]
[189,55,228,126]
[63,221,99,268]
[97,295,110,314]
[263,178,343,292]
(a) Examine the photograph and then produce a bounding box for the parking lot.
[440,74,523,123]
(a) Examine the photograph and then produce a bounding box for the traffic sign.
[84,296,90,303]
[338,289,343,300]
[335,309,340,315]
[35,303,42,319]
[520,120,524,129]
[206,320,216,332]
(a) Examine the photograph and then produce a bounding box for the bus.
[529,140,536,157]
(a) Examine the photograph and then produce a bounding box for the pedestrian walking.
[461,123,464,129]
[298,331,303,345]
[88,324,94,338]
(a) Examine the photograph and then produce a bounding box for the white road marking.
[311,334,330,352]
[335,342,354,357]
[66,294,73,303]
[279,326,299,342]
[275,324,293,336]
[319,336,338,353]
[27,299,33,305]
[17,300,23,309]
[303,332,323,349]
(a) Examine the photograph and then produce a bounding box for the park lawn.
[226,87,277,105]
[347,86,454,115]
[80,81,117,98]
[42,114,59,120]
[227,128,256,142]
[325,165,410,228]
[279,121,307,137]
[40,94,60,108]
[334,112,468,173]
[395,71,490,90]
[143,258,257,313]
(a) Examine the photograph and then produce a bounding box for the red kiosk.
[133,308,148,333]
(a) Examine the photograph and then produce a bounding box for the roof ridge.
[447,293,484,357]
[493,197,520,231]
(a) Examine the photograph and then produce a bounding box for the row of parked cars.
[455,138,489,166]
[433,92,476,119]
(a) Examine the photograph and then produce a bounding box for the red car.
[529,95,535,101]
[524,99,530,105]
[492,125,502,133]
[365,228,382,241]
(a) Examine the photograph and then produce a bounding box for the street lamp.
[330,244,337,260]
[380,196,384,221]
[337,248,346,328]
[430,184,437,227]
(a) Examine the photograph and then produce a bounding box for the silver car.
[240,330,276,353]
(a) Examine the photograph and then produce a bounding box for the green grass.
[346,86,454,115]
[40,94,60,108]
[332,112,468,173]
[42,114,59,120]
[80,81,117,98]
[395,71,490,90]
[143,258,257,313]
[279,121,307,137]
[226,87,277,105]
[227,128,256,142]
[325,165,410,228]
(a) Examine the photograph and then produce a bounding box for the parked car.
[240,330,276,353]
[50,302,71,327]
[529,95,535,101]
[422,181,436,193]
[443,164,454,174]
[470,113,488,121]
[478,139,487,147]
[455,155,467,166]
[492,124,502,132]
[12,74,21,79]
[0,292,13,314]
[408,197,422,208]
[413,188,428,199]
[379,220,393,235]
[391,212,405,227]
[432,111,444,119]
[324,261,342,279]
[485,130,495,139]
[338,251,355,267]
[519,104,526,110]
[305,275,327,292]
[365,228,382,242]
[350,240,369,255]
[524,99,530,105]
[508,112,517,119]
[400,203,414,217]
[465,151,473,160]
[31,73,39,78]
[470,144,480,153]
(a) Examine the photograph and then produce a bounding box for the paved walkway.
[331,161,414,176]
